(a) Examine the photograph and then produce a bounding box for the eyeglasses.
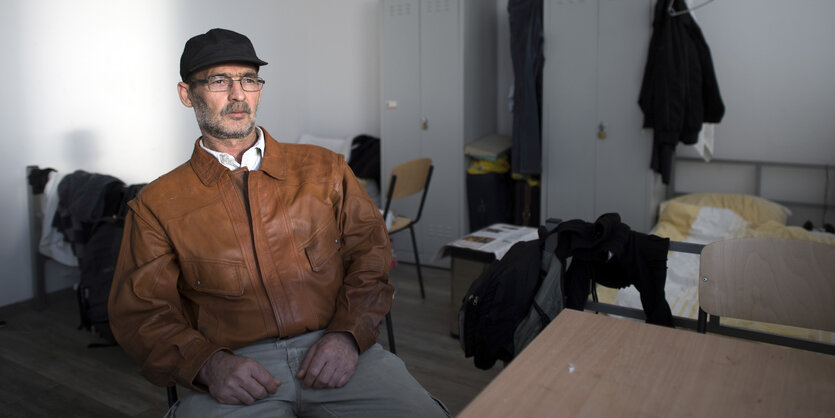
[190,75,266,92]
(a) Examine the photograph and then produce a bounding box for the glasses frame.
[190,75,266,92]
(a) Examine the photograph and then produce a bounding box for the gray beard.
[191,92,257,139]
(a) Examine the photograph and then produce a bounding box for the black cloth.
[639,0,725,184]
[54,170,125,255]
[508,0,544,175]
[555,213,673,326]
[119,183,147,217]
[348,134,381,186]
[27,167,56,194]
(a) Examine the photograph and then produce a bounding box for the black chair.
[167,385,178,408]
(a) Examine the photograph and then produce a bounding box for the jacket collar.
[258,128,289,181]
[190,126,287,186]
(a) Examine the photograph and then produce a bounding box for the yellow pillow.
[667,193,790,225]
[654,200,702,241]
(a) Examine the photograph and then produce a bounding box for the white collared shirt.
[199,127,265,171]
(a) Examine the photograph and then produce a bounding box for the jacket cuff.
[326,318,379,353]
[177,342,229,391]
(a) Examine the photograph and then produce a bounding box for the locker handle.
[597,122,607,140]
[421,117,428,131]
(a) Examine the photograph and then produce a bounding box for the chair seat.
[389,216,413,234]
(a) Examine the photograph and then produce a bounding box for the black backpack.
[76,183,145,346]
[77,218,123,344]
[458,222,563,369]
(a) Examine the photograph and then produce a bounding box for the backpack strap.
[540,219,560,273]
[512,220,566,356]
[532,219,562,327]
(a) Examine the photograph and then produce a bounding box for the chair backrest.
[382,158,433,219]
[699,237,835,333]
[388,158,432,199]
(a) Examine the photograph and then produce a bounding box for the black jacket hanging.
[639,0,725,184]
[555,213,674,327]
[508,0,544,175]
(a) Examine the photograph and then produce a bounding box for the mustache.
[221,103,252,116]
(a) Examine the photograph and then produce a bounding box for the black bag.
[348,134,381,185]
[76,183,145,346]
[458,223,563,369]
[77,218,124,344]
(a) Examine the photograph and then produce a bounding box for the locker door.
[381,0,421,218]
[381,0,421,170]
[594,0,653,232]
[543,0,654,231]
[542,0,598,222]
[418,0,462,261]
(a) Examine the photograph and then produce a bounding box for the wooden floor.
[0,263,500,417]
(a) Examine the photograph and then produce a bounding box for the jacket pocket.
[180,259,246,297]
[303,223,342,272]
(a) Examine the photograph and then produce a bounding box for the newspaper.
[443,223,539,260]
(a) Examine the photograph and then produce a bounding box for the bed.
[598,157,835,346]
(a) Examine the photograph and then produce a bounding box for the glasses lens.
[241,77,265,92]
[206,76,231,92]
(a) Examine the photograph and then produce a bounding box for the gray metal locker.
[380,0,496,268]
[542,0,661,233]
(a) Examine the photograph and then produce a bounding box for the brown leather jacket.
[108,128,393,389]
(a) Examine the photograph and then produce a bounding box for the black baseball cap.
[180,28,268,81]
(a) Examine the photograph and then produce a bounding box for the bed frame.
[27,165,50,310]
[565,154,835,355]
[667,156,834,227]
[27,165,85,311]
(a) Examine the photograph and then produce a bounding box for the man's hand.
[296,332,359,389]
[196,350,281,405]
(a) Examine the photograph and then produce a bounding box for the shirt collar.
[199,127,265,171]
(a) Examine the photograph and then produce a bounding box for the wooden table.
[458,309,835,417]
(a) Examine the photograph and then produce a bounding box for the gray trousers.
[167,330,450,417]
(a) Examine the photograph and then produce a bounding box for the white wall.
[0,0,385,307]
[678,0,835,164]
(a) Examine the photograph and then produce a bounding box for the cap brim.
[184,56,269,79]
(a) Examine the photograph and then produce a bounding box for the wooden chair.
[379,158,433,355]
[381,158,434,299]
[698,237,835,355]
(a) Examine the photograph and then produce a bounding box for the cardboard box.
[464,134,512,162]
